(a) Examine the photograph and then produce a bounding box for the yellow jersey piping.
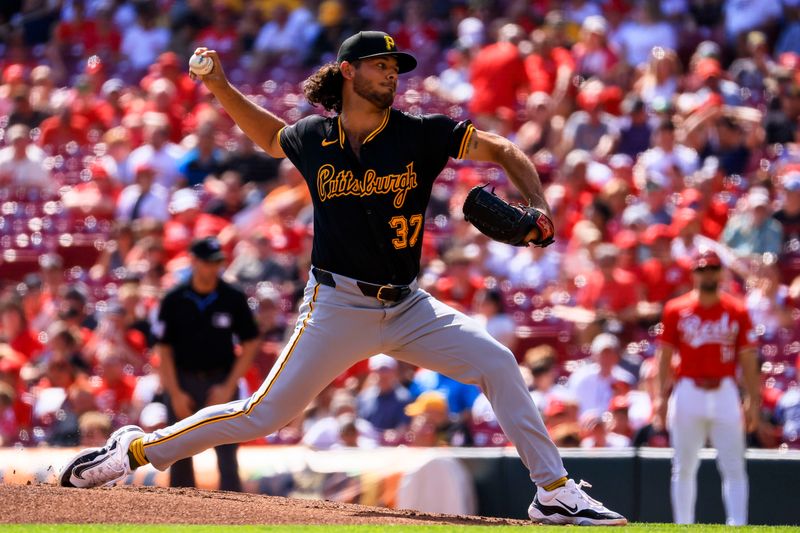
[336,109,391,148]
[363,109,390,144]
[277,126,286,146]
[337,117,345,148]
[457,124,475,160]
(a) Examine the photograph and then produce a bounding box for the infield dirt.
[1,484,530,526]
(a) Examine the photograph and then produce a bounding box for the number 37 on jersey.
[389,214,423,249]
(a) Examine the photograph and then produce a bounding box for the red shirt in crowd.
[38,114,90,150]
[331,360,371,389]
[163,213,231,261]
[70,95,111,130]
[571,43,618,80]
[525,47,575,95]
[640,259,692,303]
[195,27,239,60]
[92,374,136,414]
[659,291,756,379]
[10,330,43,363]
[434,275,484,312]
[140,71,198,112]
[469,42,528,116]
[560,187,597,240]
[393,24,439,54]
[55,19,121,57]
[576,268,639,314]
[141,101,186,144]
[3,389,32,443]
[93,24,122,57]
[55,19,98,51]
[681,189,730,240]
[125,328,147,356]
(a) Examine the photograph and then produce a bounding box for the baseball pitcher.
[58,31,625,526]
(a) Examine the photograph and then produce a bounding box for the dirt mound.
[1,484,530,525]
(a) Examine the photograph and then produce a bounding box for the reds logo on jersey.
[677,312,739,348]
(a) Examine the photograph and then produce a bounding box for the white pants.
[667,377,748,525]
[142,269,567,485]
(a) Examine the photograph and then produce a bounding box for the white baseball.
[189,54,214,76]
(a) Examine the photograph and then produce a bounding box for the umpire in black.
[154,236,259,491]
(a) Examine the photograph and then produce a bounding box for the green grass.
[2,525,800,532]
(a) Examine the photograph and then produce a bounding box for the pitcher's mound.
[1,484,529,525]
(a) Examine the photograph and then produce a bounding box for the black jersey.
[279,108,474,285]
[155,279,259,373]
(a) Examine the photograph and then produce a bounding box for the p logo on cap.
[336,31,417,73]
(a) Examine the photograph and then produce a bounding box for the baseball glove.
[462,185,555,247]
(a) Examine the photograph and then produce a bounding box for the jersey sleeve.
[420,114,476,161]
[278,122,302,168]
[278,117,315,172]
[659,300,679,348]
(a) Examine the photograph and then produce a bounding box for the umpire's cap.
[190,236,225,262]
[337,31,417,73]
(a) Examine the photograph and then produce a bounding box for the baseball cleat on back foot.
[528,479,628,526]
[58,425,145,488]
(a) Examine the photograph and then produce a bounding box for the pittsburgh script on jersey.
[316,163,418,208]
[678,313,739,348]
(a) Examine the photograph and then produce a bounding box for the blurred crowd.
[0,0,799,454]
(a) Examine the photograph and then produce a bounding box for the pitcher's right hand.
[189,48,228,90]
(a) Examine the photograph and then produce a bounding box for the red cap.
[695,58,723,80]
[545,399,568,418]
[691,248,722,270]
[3,64,25,84]
[642,223,674,245]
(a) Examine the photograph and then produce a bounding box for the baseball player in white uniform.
[57,32,626,526]
[654,248,760,525]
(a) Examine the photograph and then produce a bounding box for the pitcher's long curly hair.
[303,62,345,114]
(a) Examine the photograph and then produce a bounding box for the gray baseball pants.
[142,268,567,485]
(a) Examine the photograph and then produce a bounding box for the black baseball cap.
[337,31,417,74]
[190,236,225,262]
